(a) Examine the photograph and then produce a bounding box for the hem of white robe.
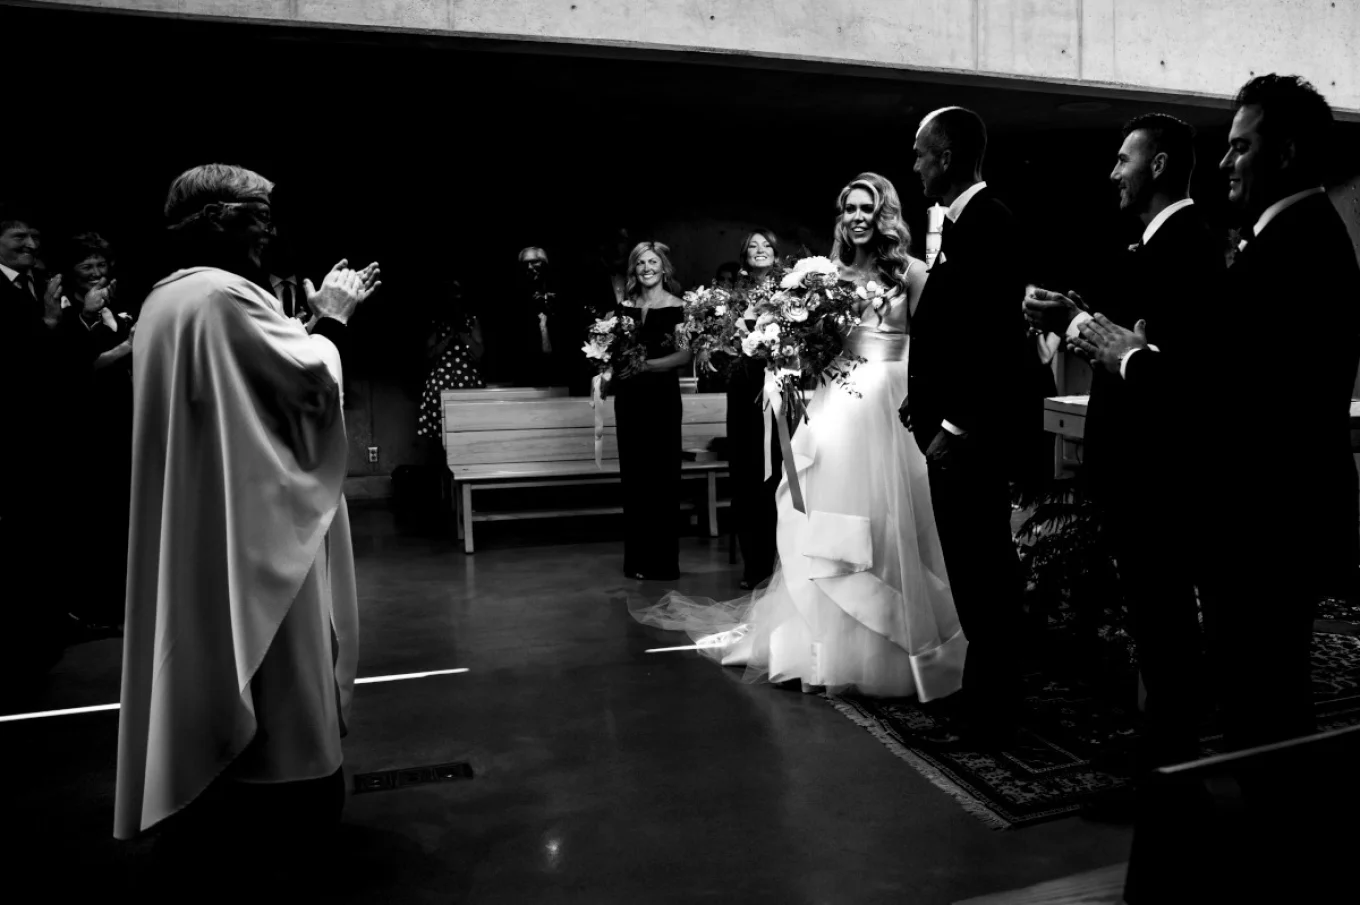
[127,503,343,838]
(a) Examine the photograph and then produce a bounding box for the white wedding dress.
[631,275,968,700]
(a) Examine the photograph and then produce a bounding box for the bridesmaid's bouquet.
[674,284,742,375]
[582,314,645,395]
[740,255,864,422]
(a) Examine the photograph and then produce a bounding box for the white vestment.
[114,267,359,840]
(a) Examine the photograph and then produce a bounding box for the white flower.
[854,285,867,300]
[791,255,837,277]
[741,332,764,356]
[783,304,809,323]
[714,305,727,316]
[865,280,881,295]
[780,271,805,290]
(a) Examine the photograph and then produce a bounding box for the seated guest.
[416,276,485,454]
[714,260,740,289]
[115,163,378,900]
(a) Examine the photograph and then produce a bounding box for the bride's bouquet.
[740,255,864,423]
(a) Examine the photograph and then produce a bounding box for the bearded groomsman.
[1072,75,1360,903]
[902,107,1038,745]
[1025,114,1224,809]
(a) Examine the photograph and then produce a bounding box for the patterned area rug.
[827,625,1360,830]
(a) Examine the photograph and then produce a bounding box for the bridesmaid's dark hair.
[737,229,779,271]
[829,173,913,291]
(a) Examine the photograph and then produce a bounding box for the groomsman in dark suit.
[902,107,1036,743]
[1025,114,1224,796]
[1074,75,1360,903]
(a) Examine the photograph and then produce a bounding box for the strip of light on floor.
[645,645,710,653]
[0,668,471,723]
[354,668,469,684]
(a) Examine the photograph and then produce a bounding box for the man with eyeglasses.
[113,164,380,898]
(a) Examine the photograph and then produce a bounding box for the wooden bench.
[443,392,729,553]
[441,386,568,403]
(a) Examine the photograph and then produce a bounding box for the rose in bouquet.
[581,313,646,399]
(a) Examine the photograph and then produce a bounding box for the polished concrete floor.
[2,504,1130,904]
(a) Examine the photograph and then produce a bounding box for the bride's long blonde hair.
[829,172,913,291]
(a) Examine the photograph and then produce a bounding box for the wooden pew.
[440,386,568,407]
[444,393,728,553]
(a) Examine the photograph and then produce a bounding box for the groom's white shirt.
[938,181,987,437]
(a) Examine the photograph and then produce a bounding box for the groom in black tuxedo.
[901,107,1035,743]
[1025,114,1224,790]
[1073,75,1360,903]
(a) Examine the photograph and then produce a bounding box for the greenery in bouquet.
[739,256,864,421]
[581,314,646,398]
[675,284,743,376]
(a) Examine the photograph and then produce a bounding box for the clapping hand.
[42,274,63,324]
[83,278,117,315]
[305,259,382,325]
[1022,286,1087,336]
[1066,314,1148,375]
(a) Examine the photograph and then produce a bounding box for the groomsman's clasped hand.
[1066,313,1149,375]
[1021,286,1087,336]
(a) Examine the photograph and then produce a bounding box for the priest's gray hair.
[164,164,275,229]
[518,246,549,264]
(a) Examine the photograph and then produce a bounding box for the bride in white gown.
[631,172,968,700]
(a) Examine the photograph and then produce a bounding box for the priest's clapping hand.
[1066,313,1148,375]
[305,259,382,325]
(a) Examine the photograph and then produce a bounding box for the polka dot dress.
[417,316,485,439]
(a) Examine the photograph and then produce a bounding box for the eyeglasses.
[220,201,273,227]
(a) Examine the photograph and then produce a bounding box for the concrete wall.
[36,0,1360,116]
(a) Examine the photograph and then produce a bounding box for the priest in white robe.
[114,164,379,890]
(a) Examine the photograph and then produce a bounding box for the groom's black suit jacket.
[1126,192,1360,582]
[1082,203,1224,505]
[909,186,1042,470]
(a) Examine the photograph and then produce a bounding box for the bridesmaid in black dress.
[613,241,692,581]
[726,230,783,589]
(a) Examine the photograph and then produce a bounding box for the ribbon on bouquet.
[591,371,609,469]
[761,372,805,514]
